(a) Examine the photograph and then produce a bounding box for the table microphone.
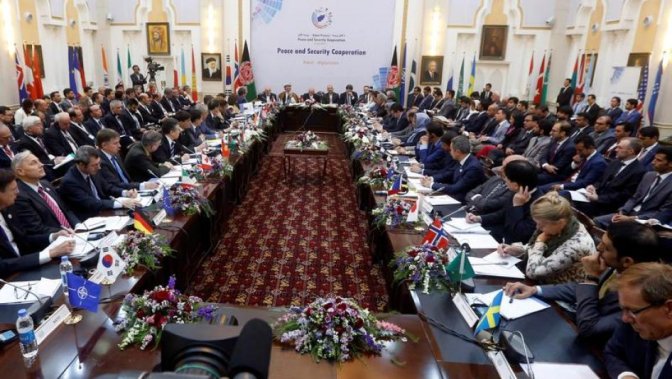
[441,205,467,221]
[146,169,161,179]
[228,318,272,379]
[0,278,53,324]
[426,186,446,196]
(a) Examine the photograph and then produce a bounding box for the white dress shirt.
[0,214,52,263]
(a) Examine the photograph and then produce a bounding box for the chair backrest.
[572,206,596,235]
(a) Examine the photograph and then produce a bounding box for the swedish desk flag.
[473,290,503,336]
[66,273,101,312]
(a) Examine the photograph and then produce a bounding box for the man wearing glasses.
[604,262,672,379]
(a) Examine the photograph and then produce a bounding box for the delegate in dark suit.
[43,126,78,157]
[150,101,168,120]
[506,130,534,155]
[480,190,542,243]
[83,118,104,137]
[160,97,179,114]
[58,165,122,220]
[6,180,79,238]
[465,177,512,215]
[98,150,139,193]
[339,92,358,106]
[102,113,134,137]
[14,136,55,179]
[556,86,574,107]
[151,136,189,164]
[124,143,170,182]
[0,147,13,170]
[538,139,576,185]
[69,124,96,147]
[138,104,159,125]
[179,127,201,152]
[604,321,672,379]
[574,160,646,216]
[321,92,339,105]
[431,154,486,203]
[415,142,447,169]
[543,153,608,192]
[639,144,660,169]
[383,112,409,133]
[257,92,277,103]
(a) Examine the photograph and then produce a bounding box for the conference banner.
[251,0,397,94]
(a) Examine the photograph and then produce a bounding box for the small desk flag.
[473,290,503,336]
[66,273,102,312]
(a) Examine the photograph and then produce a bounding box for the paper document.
[445,218,489,234]
[523,363,599,379]
[407,178,433,194]
[569,188,590,203]
[403,167,424,179]
[454,233,500,250]
[53,154,75,170]
[482,251,522,268]
[0,278,61,304]
[78,216,131,232]
[386,149,399,155]
[157,177,179,187]
[468,257,525,279]
[466,290,550,320]
[426,195,460,206]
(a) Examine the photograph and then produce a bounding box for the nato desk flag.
[473,290,503,336]
[66,272,101,312]
[446,248,475,282]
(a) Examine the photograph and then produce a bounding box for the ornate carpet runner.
[190,135,388,311]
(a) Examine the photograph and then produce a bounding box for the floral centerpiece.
[115,276,217,350]
[190,157,234,181]
[343,126,373,148]
[371,196,416,229]
[115,231,172,275]
[352,145,384,164]
[390,244,453,294]
[273,296,408,363]
[168,183,214,217]
[290,130,327,150]
[357,166,392,189]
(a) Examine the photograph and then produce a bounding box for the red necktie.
[2,145,13,159]
[37,186,72,229]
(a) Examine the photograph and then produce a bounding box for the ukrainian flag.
[474,290,503,336]
[467,54,476,95]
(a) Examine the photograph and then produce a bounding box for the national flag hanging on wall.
[446,55,454,93]
[101,46,110,87]
[386,45,400,100]
[180,47,187,87]
[570,54,579,104]
[407,57,417,103]
[22,44,35,100]
[76,47,87,91]
[467,53,476,95]
[399,43,407,107]
[31,45,44,99]
[116,49,123,85]
[233,41,240,92]
[173,56,179,89]
[636,60,649,112]
[191,45,198,101]
[225,54,233,90]
[533,52,546,105]
[14,48,29,102]
[72,48,85,98]
[576,52,586,95]
[234,41,257,101]
[68,46,80,97]
[540,52,552,105]
[648,54,664,125]
[126,46,132,87]
[456,55,465,98]
[526,52,534,101]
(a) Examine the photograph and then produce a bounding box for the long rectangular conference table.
[0,107,605,378]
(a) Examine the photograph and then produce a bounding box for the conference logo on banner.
[311,7,333,29]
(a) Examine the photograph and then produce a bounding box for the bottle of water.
[16,309,38,359]
[59,256,73,297]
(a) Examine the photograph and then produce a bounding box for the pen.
[509,289,519,303]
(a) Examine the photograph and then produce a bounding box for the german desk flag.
[133,210,154,234]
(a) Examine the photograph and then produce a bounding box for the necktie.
[87,176,100,200]
[111,156,129,184]
[96,119,103,130]
[170,142,175,156]
[0,217,18,256]
[643,175,662,203]
[37,186,72,228]
[652,345,672,379]
[638,147,648,161]
[3,145,13,159]
[63,132,78,153]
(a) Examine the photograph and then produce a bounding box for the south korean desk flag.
[96,245,126,283]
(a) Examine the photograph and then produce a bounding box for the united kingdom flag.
[422,218,450,249]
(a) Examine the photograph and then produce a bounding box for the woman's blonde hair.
[531,191,572,221]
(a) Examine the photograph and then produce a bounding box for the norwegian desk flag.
[473,290,504,336]
[66,273,102,312]
[422,218,449,249]
[388,175,401,195]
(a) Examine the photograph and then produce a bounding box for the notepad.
[403,167,424,179]
[0,278,62,304]
[468,257,526,279]
[523,363,599,379]
[569,188,589,203]
[466,290,550,320]
[407,178,433,194]
[454,233,500,250]
[426,195,461,206]
[482,251,522,268]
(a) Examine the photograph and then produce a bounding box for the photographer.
[130,65,147,92]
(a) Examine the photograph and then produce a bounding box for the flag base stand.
[64,313,82,325]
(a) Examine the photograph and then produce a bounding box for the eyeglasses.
[622,303,661,319]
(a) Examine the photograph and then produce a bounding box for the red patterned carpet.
[189,134,388,311]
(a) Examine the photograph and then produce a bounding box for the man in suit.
[0,125,14,169]
[407,87,423,108]
[421,59,440,83]
[568,112,593,143]
[178,86,195,108]
[605,123,634,160]
[101,88,114,115]
[0,169,74,278]
[556,78,574,107]
[44,112,79,157]
[538,121,576,185]
[84,104,105,137]
[541,135,608,192]
[6,151,79,238]
[505,222,662,342]
[14,116,65,180]
[479,83,494,108]
[475,159,541,243]
[122,98,145,139]
[302,88,321,104]
[421,135,486,203]
[257,87,278,103]
[464,102,491,135]
[175,110,203,152]
[149,93,169,121]
[204,99,228,131]
[321,84,339,105]
[637,126,660,169]
[202,57,222,80]
[523,118,553,168]
[124,131,172,182]
[412,122,447,169]
[614,98,643,132]
[152,118,191,164]
[102,100,136,150]
[595,146,672,228]
[573,137,647,217]
[137,94,160,126]
[584,94,601,125]
[464,154,524,215]
[48,91,65,116]
[419,131,459,180]
[417,86,433,111]
[58,146,139,220]
[339,84,358,106]
[68,108,96,147]
[606,96,624,123]
[130,65,147,92]
[357,85,371,104]
[380,103,409,133]
[591,116,616,154]
[160,88,180,114]
[437,90,456,119]
[60,88,76,112]
[604,262,672,379]
[572,93,587,115]
[504,114,535,155]
[96,129,159,195]
[278,84,300,105]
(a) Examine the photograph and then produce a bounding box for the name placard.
[35,304,71,345]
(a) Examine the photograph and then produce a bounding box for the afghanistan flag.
[386,45,400,101]
[234,41,257,101]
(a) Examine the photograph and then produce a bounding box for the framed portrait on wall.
[627,53,650,67]
[201,53,222,81]
[479,25,508,60]
[146,22,170,55]
[420,56,443,85]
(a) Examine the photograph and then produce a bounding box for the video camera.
[145,57,165,82]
